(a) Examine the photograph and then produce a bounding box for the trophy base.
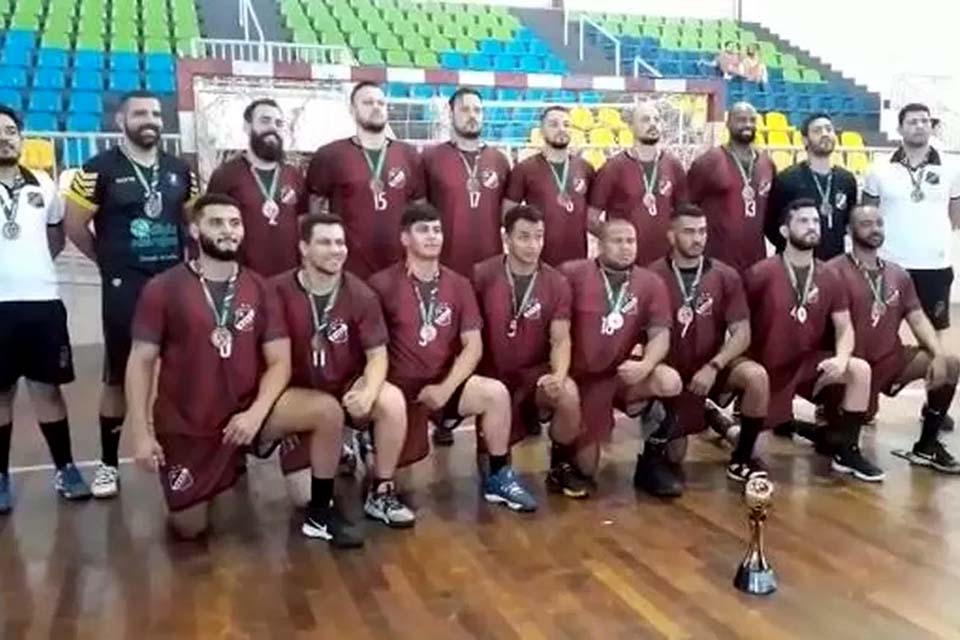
[734,564,778,595]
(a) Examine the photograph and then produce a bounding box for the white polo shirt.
[0,167,64,302]
[863,147,960,270]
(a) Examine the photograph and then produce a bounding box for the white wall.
[564,0,736,19]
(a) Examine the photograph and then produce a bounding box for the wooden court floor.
[4,337,960,640]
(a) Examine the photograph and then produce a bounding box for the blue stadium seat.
[518,55,542,72]
[145,54,175,73]
[767,68,783,82]
[658,61,681,76]
[466,53,492,70]
[28,91,62,113]
[434,84,456,98]
[110,52,140,72]
[681,61,700,76]
[68,92,103,114]
[37,48,68,68]
[772,94,790,111]
[109,70,141,91]
[523,88,545,101]
[514,28,534,42]
[475,86,495,100]
[544,58,566,74]
[410,84,434,99]
[495,87,521,100]
[24,112,58,130]
[492,55,518,72]
[504,41,526,55]
[384,83,409,98]
[1,48,31,67]
[66,113,101,132]
[0,88,22,110]
[512,106,538,122]
[556,90,576,103]
[32,69,66,90]
[74,50,104,70]
[579,91,601,103]
[70,72,103,91]
[478,39,501,55]
[146,73,175,93]
[527,40,548,56]
[485,107,507,123]
[748,92,773,110]
[439,52,464,69]
[0,67,27,89]
[4,31,36,50]
[61,138,95,167]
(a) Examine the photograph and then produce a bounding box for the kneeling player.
[126,195,346,541]
[830,205,960,473]
[650,204,770,482]
[563,218,683,496]
[474,205,587,498]
[745,198,881,482]
[369,203,538,512]
[273,213,415,535]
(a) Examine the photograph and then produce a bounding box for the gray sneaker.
[364,485,416,528]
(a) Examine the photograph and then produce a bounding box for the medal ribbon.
[412,274,438,328]
[903,161,926,197]
[848,253,885,306]
[670,256,705,308]
[0,172,24,226]
[637,150,660,196]
[725,146,756,193]
[197,263,239,331]
[298,270,340,336]
[599,266,629,315]
[458,149,481,188]
[505,260,539,327]
[362,144,388,184]
[781,256,815,311]
[122,147,159,201]
[251,164,279,204]
[547,156,570,197]
[810,169,833,207]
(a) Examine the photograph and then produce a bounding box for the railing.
[632,56,662,78]
[578,15,620,77]
[238,0,264,42]
[189,37,354,66]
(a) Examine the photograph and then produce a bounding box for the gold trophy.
[734,477,777,595]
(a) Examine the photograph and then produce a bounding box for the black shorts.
[0,300,74,389]
[908,267,953,331]
[437,378,469,427]
[101,270,153,386]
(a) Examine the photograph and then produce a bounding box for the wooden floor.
[4,341,960,639]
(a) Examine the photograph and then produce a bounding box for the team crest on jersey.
[695,292,714,316]
[926,171,940,185]
[234,303,256,332]
[26,191,44,208]
[281,186,296,204]
[387,167,407,189]
[481,168,499,190]
[834,191,848,211]
[885,288,901,306]
[621,293,638,315]
[434,302,453,327]
[659,180,672,196]
[758,181,772,197]
[522,299,542,320]
[573,177,587,194]
[168,465,194,492]
[327,318,349,345]
[807,285,820,305]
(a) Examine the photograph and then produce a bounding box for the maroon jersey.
[306,138,426,278]
[206,155,307,277]
[561,259,672,378]
[588,150,688,266]
[504,153,594,266]
[131,264,287,437]
[827,255,922,364]
[744,256,848,370]
[648,257,749,379]
[422,143,511,276]
[688,146,776,273]
[272,269,387,396]
[472,256,571,377]
[369,262,482,394]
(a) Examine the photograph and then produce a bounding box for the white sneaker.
[364,486,416,528]
[91,463,120,498]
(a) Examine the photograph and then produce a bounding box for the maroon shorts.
[669,365,736,437]
[573,370,663,448]
[867,346,920,415]
[395,377,471,468]
[766,351,843,428]
[156,433,244,513]
[501,364,551,448]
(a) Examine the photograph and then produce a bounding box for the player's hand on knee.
[816,356,847,384]
[688,365,718,396]
[222,410,263,446]
[417,384,451,412]
[536,373,564,399]
[617,360,653,387]
[343,387,375,420]
[927,355,951,389]
[134,434,164,472]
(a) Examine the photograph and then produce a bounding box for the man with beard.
[207,98,307,277]
[0,105,91,513]
[586,102,688,267]
[272,213,415,530]
[65,90,199,499]
[306,82,426,279]
[423,87,511,277]
[744,198,882,481]
[648,203,770,482]
[502,106,595,266]
[827,205,960,473]
[473,205,589,498]
[688,102,776,273]
[369,203,538,513]
[767,113,858,260]
[562,218,683,496]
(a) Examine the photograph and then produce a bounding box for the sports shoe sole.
[545,478,589,499]
[363,506,417,529]
[301,520,333,540]
[891,448,960,474]
[91,483,119,499]
[726,466,768,483]
[57,489,93,501]
[830,459,885,482]
[483,492,537,512]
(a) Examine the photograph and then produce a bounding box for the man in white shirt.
[0,105,91,513]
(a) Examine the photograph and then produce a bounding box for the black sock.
[489,454,508,474]
[39,419,73,470]
[550,442,574,467]
[921,385,956,446]
[732,416,763,463]
[372,477,393,493]
[0,422,11,475]
[100,416,123,467]
[310,476,334,510]
[828,410,865,451]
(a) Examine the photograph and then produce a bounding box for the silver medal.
[794,306,808,324]
[419,324,437,346]
[262,199,280,224]
[606,311,624,331]
[1,220,20,240]
[210,326,233,359]
[144,191,162,218]
[466,176,481,193]
[557,192,574,212]
[370,177,384,194]
[911,188,925,203]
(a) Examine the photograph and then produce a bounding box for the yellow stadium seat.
[20,138,54,171]
[618,128,634,147]
[765,111,789,131]
[570,129,587,148]
[718,126,730,145]
[840,131,864,148]
[766,130,791,148]
[791,130,804,147]
[529,127,544,146]
[589,127,616,148]
[771,150,794,171]
[830,151,844,166]
[58,168,77,194]
[582,147,607,170]
[569,106,594,131]
[597,107,624,130]
[847,151,869,175]
[753,131,766,148]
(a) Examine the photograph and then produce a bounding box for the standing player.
[586,102,688,266]
[206,98,307,277]
[272,213,415,528]
[306,82,425,279]
[828,205,960,472]
[688,102,776,273]
[369,203,537,512]
[502,106,594,266]
[473,205,588,498]
[0,105,90,512]
[422,87,511,277]
[766,113,858,260]
[64,90,198,499]
[745,198,882,481]
[562,218,683,495]
[649,204,770,482]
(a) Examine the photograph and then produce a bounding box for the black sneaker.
[302,504,365,548]
[726,459,768,483]
[832,445,885,482]
[633,445,683,498]
[705,407,736,441]
[922,404,955,433]
[545,462,591,499]
[772,421,796,438]
[910,441,960,474]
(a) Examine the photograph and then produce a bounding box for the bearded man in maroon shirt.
[473,205,588,499]
[125,194,348,542]
[206,98,307,277]
[562,218,684,496]
[306,82,426,279]
[745,198,882,482]
[828,205,960,473]
[369,202,537,513]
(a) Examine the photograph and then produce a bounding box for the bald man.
[587,102,688,267]
[688,102,776,274]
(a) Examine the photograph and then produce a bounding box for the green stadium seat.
[377,34,402,51]
[802,69,823,83]
[347,31,375,48]
[366,19,391,35]
[454,37,476,53]
[739,30,757,43]
[412,50,438,68]
[783,67,803,82]
[464,24,489,40]
[390,21,417,37]
[758,41,777,56]
[385,49,412,66]
[143,39,172,53]
[356,47,384,65]
[428,35,451,51]
[779,53,799,69]
[318,30,347,46]
[416,21,440,37]
[42,32,73,49]
[293,30,319,45]
[489,25,512,40]
[402,34,427,51]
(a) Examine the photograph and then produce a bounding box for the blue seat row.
[24,112,103,132]
[0,88,103,114]
[0,67,175,93]
[439,52,567,73]
[477,38,550,56]
[383,83,600,104]
[0,48,175,72]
